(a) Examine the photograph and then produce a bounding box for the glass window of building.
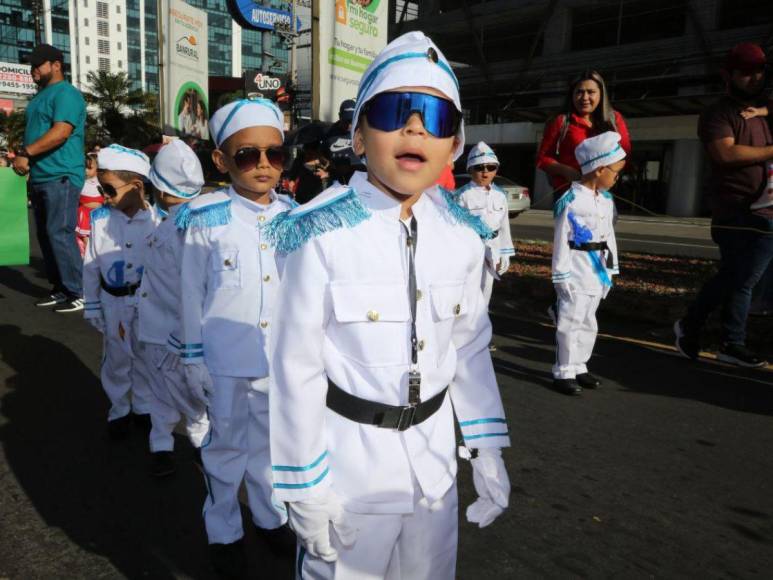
[97,2,109,19]
[97,20,108,36]
[99,57,110,72]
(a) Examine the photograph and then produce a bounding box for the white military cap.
[575,131,626,174]
[149,139,204,199]
[351,31,465,160]
[209,98,284,149]
[97,144,151,177]
[466,141,499,169]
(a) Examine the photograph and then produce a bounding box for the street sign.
[226,1,301,32]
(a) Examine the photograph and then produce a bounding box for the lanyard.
[402,217,421,406]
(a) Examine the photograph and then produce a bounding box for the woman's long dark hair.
[562,69,617,133]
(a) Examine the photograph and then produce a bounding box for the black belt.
[100,276,140,297]
[568,241,616,269]
[326,380,448,432]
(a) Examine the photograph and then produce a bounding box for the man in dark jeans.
[674,43,773,367]
[12,44,86,313]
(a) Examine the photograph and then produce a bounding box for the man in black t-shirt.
[675,43,773,367]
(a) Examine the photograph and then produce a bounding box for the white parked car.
[454,174,531,216]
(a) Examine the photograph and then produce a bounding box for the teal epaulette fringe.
[175,199,232,231]
[265,188,371,254]
[601,190,613,200]
[440,188,495,241]
[553,191,575,218]
[90,205,110,223]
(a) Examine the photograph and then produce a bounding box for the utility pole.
[157,0,166,131]
[32,0,43,45]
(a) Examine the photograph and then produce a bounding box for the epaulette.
[439,187,495,241]
[276,193,300,210]
[175,191,232,231]
[453,181,474,198]
[265,186,370,254]
[553,191,575,218]
[601,190,613,200]
[90,205,110,224]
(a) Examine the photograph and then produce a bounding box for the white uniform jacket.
[455,181,515,260]
[83,205,159,319]
[137,204,184,348]
[178,187,296,377]
[268,172,511,513]
[552,182,619,295]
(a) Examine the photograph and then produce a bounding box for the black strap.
[568,241,616,270]
[326,380,448,431]
[100,275,140,297]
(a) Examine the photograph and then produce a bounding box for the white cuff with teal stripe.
[459,417,510,446]
[500,247,516,256]
[272,450,330,498]
[174,336,204,362]
[552,271,571,283]
[84,300,102,316]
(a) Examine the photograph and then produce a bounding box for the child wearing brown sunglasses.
[175,98,297,576]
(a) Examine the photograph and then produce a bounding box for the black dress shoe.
[151,451,176,478]
[131,413,152,433]
[107,415,132,440]
[553,378,582,396]
[256,523,296,559]
[192,447,203,469]
[210,539,247,579]
[575,373,601,389]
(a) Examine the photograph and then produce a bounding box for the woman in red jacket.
[537,70,631,202]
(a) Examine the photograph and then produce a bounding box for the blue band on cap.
[105,144,148,161]
[150,167,199,199]
[215,98,283,147]
[356,51,460,105]
[580,144,622,169]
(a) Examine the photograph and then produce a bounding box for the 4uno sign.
[226,0,301,32]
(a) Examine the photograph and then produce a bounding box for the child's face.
[470,163,498,188]
[98,170,144,212]
[213,126,284,197]
[596,159,626,191]
[353,87,459,197]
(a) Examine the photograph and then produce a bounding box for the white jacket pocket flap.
[330,283,410,323]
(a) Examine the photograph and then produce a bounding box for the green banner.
[0,168,30,266]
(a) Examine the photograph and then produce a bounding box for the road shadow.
[0,324,293,579]
[0,257,50,300]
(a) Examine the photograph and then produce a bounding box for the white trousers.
[481,268,495,308]
[138,343,210,452]
[160,353,210,448]
[553,293,602,379]
[101,304,153,421]
[202,376,287,544]
[297,482,458,580]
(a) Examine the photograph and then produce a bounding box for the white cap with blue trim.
[97,144,151,177]
[351,31,465,160]
[209,98,284,149]
[149,139,204,199]
[575,131,626,174]
[466,141,499,169]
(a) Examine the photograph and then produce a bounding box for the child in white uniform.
[455,141,515,322]
[178,99,296,577]
[137,140,210,477]
[551,132,624,395]
[83,145,159,438]
[268,32,511,580]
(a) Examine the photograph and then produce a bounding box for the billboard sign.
[0,62,36,96]
[313,0,388,122]
[166,0,210,140]
[226,1,301,31]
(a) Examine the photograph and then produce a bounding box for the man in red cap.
[674,42,773,368]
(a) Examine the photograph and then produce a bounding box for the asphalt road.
[2,246,773,578]
[514,210,719,259]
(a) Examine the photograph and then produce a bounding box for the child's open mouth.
[395,150,426,171]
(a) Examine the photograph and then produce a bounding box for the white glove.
[466,448,510,528]
[554,282,575,303]
[87,315,105,333]
[288,491,357,562]
[497,255,511,276]
[183,363,213,406]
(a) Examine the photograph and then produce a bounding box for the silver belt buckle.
[396,405,417,431]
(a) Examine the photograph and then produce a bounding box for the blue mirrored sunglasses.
[363,92,461,138]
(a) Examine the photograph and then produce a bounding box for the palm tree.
[0,110,27,152]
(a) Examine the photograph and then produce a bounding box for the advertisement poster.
[166,0,210,140]
[313,0,388,122]
[0,169,29,266]
[0,62,36,97]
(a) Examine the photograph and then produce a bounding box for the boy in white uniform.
[177,98,296,576]
[137,140,210,478]
[83,145,159,439]
[455,141,515,308]
[268,32,511,580]
[551,132,623,395]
